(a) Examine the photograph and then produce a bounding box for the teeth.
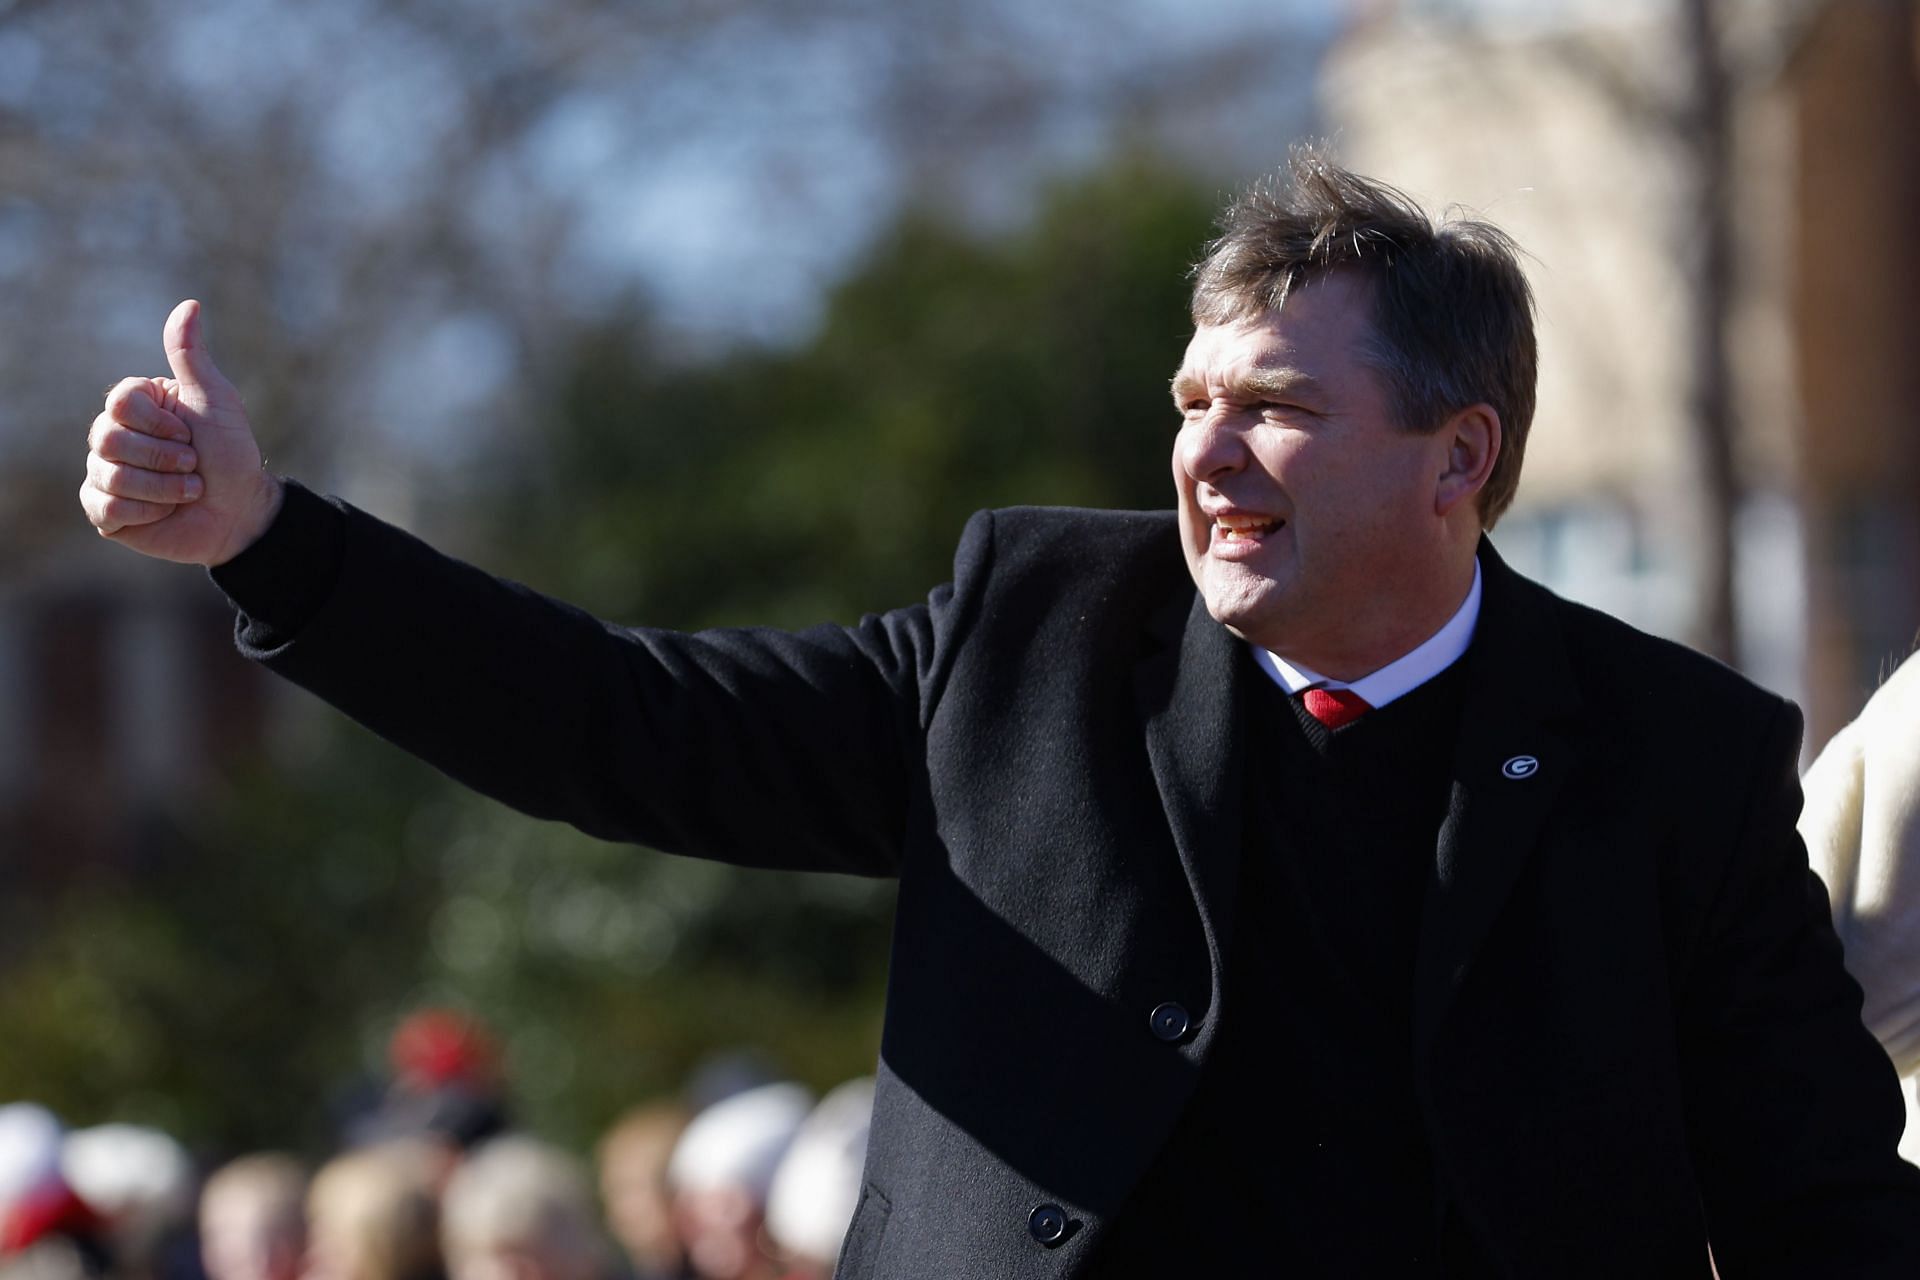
[1216,515,1276,540]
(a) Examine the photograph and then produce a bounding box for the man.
[665,1082,812,1280]
[595,1102,691,1280]
[763,1079,876,1280]
[79,152,1920,1275]
[441,1136,613,1280]
[199,1154,308,1280]
[301,1141,442,1280]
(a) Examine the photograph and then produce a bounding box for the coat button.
[1148,1001,1191,1042]
[1028,1203,1068,1245]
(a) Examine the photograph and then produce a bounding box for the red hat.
[388,1009,500,1091]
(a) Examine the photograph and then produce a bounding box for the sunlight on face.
[1170,272,1453,675]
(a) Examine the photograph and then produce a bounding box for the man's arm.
[1680,698,1920,1274]
[82,302,958,876]
[1800,652,1920,1077]
[219,482,942,873]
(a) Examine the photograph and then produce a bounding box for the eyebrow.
[1168,366,1326,403]
[1243,367,1324,399]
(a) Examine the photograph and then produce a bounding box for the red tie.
[1300,686,1371,730]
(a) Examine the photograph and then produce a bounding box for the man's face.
[599,1137,681,1269]
[1171,272,1452,674]
[201,1191,303,1280]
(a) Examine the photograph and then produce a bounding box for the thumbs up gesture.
[80,300,283,565]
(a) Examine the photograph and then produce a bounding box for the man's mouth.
[1214,514,1280,542]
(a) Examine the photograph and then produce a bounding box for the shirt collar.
[1250,559,1482,709]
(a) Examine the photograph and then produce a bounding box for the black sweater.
[1089,658,1468,1274]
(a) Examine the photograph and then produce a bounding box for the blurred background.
[1,0,1917,1253]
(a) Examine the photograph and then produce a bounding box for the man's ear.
[1435,403,1501,519]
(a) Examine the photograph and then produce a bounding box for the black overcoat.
[218,486,1920,1277]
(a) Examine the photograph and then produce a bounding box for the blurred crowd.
[0,1011,872,1280]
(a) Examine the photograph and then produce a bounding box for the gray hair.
[1190,146,1537,527]
[200,1152,309,1239]
[442,1136,608,1280]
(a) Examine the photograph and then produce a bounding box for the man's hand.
[80,299,283,566]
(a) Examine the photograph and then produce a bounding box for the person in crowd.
[762,1081,873,1280]
[665,1086,809,1280]
[440,1137,608,1280]
[0,1105,108,1279]
[59,1126,196,1280]
[302,1143,442,1280]
[594,1105,689,1280]
[80,145,1920,1274]
[347,1012,508,1154]
[1800,648,1920,1165]
[198,1154,308,1280]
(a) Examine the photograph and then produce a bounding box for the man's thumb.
[163,299,236,400]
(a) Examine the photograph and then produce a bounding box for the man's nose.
[1180,405,1247,483]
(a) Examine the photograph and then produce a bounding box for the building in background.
[0,538,272,880]
[1322,0,1919,745]
[1788,0,1920,746]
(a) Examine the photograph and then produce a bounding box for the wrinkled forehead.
[1172,276,1377,396]
[1172,319,1289,392]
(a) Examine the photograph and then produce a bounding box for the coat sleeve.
[1800,652,1920,1077]
[1680,696,1920,1275]
[212,481,995,877]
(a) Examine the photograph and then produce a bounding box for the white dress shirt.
[1250,560,1483,708]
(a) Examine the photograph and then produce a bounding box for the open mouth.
[1214,514,1281,542]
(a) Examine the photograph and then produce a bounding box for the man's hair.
[1190,146,1537,527]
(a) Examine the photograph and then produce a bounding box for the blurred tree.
[0,736,443,1150]
[486,156,1212,625]
[5,0,1317,527]
[1521,0,1745,663]
[0,157,1215,1153]
[5,0,1319,937]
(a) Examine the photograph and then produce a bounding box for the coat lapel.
[1136,590,1249,1012]
[1413,540,1585,1060]
[1131,544,1584,1056]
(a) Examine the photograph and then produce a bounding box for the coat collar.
[1134,538,1585,1053]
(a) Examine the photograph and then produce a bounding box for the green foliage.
[0,737,442,1152]
[3,157,1214,1154]
[389,785,896,1150]
[489,156,1213,628]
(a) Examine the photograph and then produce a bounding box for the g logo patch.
[1502,755,1540,780]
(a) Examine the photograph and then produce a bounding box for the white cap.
[764,1078,874,1265]
[61,1125,193,1235]
[0,1104,65,1209]
[666,1083,812,1202]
